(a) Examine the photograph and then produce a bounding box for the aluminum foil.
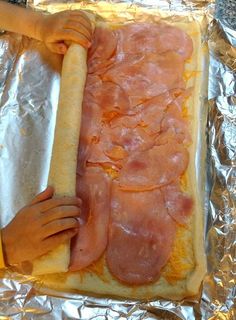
[0,0,235,319]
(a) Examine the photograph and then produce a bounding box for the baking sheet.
[0,0,235,319]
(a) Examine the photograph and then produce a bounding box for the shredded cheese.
[162,226,194,284]
[183,70,200,81]
[80,256,109,283]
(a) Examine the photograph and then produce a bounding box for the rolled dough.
[32,44,87,276]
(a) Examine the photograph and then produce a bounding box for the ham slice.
[110,91,172,133]
[102,52,185,107]
[110,89,188,136]
[87,124,155,165]
[115,22,193,60]
[159,104,192,145]
[119,143,189,190]
[69,167,111,271]
[161,182,193,225]
[110,125,155,153]
[87,80,131,115]
[88,27,117,75]
[77,75,106,173]
[70,23,194,285]
[106,183,176,284]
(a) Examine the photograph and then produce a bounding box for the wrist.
[33,12,46,41]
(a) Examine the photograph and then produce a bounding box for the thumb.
[30,186,54,205]
[47,42,68,55]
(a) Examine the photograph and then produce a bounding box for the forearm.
[0,2,43,40]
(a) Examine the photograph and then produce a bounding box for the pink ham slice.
[87,80,131,115]
[115,22,193,60]
[80,76,104,142]
[88,27,117,75]
[87,125,155,165]
[102,52,185,106]
[77,101,103,174]
[157,104,192,145]
[69,167,111,271]
[161,182,193,225]
[86,127,115,164]
[110,91,171,132]
[71,22,194,282]
[119,143,189,191]
[111,125,155,153]
[106,183,176,284]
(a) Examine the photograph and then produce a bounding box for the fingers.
[41,205,80,225]
[33,196,81,212]
[59,29,91,48]
[42,218,79,238]
[69,10,92,30]
[43,10,93,53]
[43,228,78,251]
[30,187,54,205]
[65,20,91,41]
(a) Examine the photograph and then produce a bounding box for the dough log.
[32,44,87,276]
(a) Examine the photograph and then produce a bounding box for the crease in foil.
[0,0,235,319]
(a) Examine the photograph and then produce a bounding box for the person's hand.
[36,10,92,54]
[1,187,81,265]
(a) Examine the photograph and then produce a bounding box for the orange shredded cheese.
[105,145,128,161]
[80,256,109,283]
[87,162,121,179]
[162,226,194,284]
[102,111,120,123]
[138,120,148,128]
[182,102,189,119]
[91,136,99,144]
[183,70,200,81]
[180,173,188,191]
[105,167,119,179]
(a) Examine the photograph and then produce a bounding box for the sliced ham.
[88,27,117,75]
[77,84,103,174]
[115,22,193,60]
[71,22,194,283]
[80,75,104,143]
[102,52,185,106]
[70,167,111,271]
[106,183,176,284]
[87,80,131,115]
[87,124,155,165]
[158,104,192,145]
[86,127,115,164]
[161,182,193,225]
[110,91,171,132]
[88,28,117,60]
[111,125,155,152]
[119,143,189,190]
[110,89,185,135]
